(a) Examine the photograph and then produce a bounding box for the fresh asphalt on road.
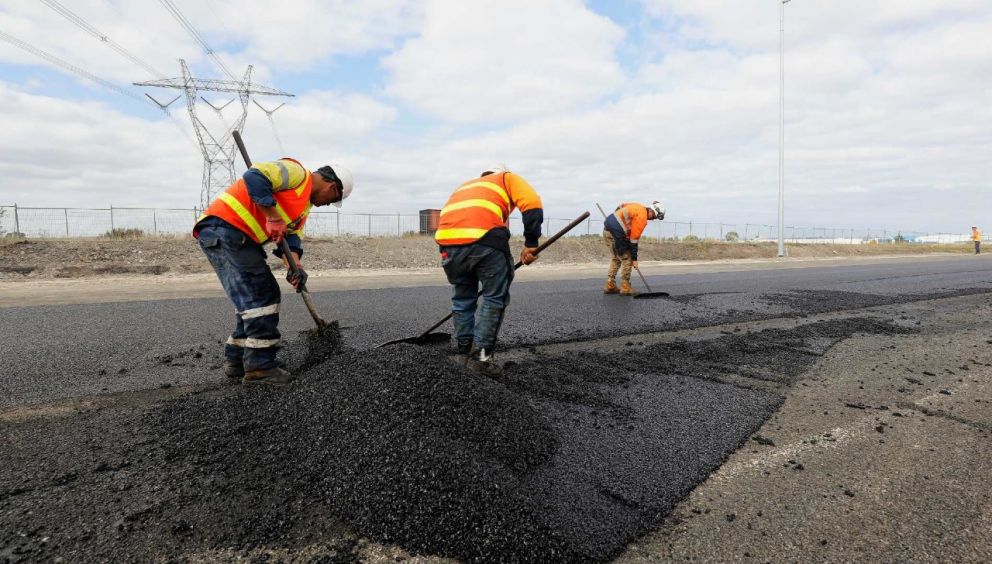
[2,255,991,408]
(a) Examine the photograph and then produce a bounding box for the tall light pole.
[778,0,791,257]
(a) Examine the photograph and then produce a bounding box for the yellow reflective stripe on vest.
[219,192,267,241]
[254,160,306,191]
[440,198,505,220]
[275,161,290,189]
[295,171,311,197]
[289,203,312,235]
[455,181,510,205]
[274,203,293,225]
[435,227,490,241]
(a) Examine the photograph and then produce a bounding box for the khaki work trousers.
[603,230,632,283]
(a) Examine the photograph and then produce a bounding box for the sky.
[0,0,989,233]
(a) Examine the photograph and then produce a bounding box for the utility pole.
[777,0,791,257]
[135,60,293,207]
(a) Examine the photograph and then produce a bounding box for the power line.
[156,0,237,81]
[0,28,196,147]
[39,0,167,79]
[0,28,145,103]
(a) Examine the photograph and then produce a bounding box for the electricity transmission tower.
[135,60,294,207]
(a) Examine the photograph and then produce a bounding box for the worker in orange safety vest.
[193,158,354,385]
[972,225,982,255]
[603,201,665,295]
[435,165,544,377]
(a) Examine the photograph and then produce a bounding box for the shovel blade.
[633,292,671,300]
[376,332,452,348]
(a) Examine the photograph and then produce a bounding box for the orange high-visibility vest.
[972,228,982,241]
[614,203,648,243]
[196,158,313,244]
[435,172,541,246]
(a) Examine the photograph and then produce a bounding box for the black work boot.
[466,348,504,378]
[243,366,295,386]
[452,339,473,367]
[223,360,245,379]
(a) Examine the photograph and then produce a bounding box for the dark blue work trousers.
[441,244,514,350]
[197,223,281,371]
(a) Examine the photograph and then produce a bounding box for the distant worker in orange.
[603,201,665,295]
[972,225,982,255]
[435,165,544,377]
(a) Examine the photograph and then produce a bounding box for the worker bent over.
[971,226,982,255]
[603,201,665,295]
[435,166,544,377]
[193,158,354,385]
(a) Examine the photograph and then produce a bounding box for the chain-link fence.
[0,204,982,244]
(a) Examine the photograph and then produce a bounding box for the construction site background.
[1,204,982,245]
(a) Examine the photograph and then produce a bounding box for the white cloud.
[0,0,990,235]
[381,0,626,124]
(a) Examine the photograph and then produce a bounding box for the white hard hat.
[651,201,666,220]
[481,164,508,176]
[318,163,354,208]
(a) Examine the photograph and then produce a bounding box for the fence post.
[586,218,591,235]
[688,221,693,238]
[368,214,372,237]
[152,208,158,235]
[110,205,114,232]
[13,203,19,235]
[336,211,340,236]
[64,208,69,237]
[397,213,401,236]
[720,223,724,240]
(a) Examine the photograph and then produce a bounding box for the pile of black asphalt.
[158,317,914,561]
[0,316,915,563]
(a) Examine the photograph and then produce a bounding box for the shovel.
[232,130,329,329]
[378,210,592,347]
[595,203,670,299]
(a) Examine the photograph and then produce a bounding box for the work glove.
[632,260,639,269]
[286,264,308,292]
[265,216,288,243]
[520,247,539,265]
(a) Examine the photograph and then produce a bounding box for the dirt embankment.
[0,235,975,279]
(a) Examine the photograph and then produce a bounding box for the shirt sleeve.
[505,173,544,247]
[243,169,276,207]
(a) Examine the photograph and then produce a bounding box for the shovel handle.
[417,211,592,338]
[634,265,654,294]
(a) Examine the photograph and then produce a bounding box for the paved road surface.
[2,255,992,562]
[2,255,990,408]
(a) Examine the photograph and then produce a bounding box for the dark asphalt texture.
[3,317,909,562]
